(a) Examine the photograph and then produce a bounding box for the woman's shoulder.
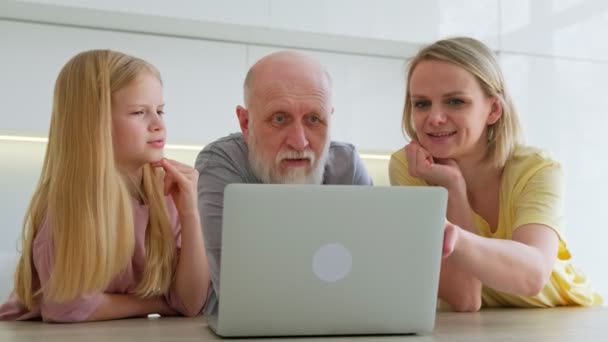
[389,147,408,169]
[507,144,561,172]
[390,147,407,161]
[503,145,562,191]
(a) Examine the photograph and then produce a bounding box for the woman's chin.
[427,149,453,160]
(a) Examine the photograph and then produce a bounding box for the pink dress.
[0,197,187,322]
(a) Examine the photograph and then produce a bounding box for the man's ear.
[487,97,503,125]
[236,105,250,142]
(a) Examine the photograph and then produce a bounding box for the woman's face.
[408,59,501,161]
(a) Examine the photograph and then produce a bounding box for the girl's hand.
[155,158,199,218]
[154,296,179,317]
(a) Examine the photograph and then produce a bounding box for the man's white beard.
[248,132,329,185]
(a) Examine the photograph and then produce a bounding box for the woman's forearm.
[451,229,552,296]
[439,183,483,311]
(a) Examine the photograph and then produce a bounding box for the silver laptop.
[210,184,447,337]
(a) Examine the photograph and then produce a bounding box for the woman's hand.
[405,141,464,192]
[442,220,459,259]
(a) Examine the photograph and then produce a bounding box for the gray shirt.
[195,132,373,316]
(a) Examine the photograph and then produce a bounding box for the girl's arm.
[159,158,210,317]
[33,233,177,323]
[85,294,176,322]
[170,211,210,317]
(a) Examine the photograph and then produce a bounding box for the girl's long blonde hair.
[15,50,176,308]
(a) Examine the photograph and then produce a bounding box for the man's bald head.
[236,50,333,185]
[243,51,332,107]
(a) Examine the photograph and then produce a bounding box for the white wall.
[1,0,607,299]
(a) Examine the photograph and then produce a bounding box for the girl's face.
[111,72,165,176]
[408,59,501,162]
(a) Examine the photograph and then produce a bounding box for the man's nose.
[286,122,309,150]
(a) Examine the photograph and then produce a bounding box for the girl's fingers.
[163,159,197,178]
[162,159,189,182]
[164,159,192,172]
[160,158,197,196]
[150,160,163,168]
[165,159,199,184]
[164,169,175,196]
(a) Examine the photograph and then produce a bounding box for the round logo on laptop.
[312,243,352,282]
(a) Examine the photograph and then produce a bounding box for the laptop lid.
[213,184,447,337]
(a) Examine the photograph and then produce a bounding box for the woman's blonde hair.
[15,50,176,308]
[402,37,523,167]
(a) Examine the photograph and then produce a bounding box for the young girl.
[390,37,602,311]
[0,50,210,322]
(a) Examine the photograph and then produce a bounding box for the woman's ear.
[486,96,503,125]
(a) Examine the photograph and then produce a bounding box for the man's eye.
[273,114,286,122]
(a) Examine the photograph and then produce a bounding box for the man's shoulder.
[328,140,358,161]
[202,132,246,153]
[196,133,247,165]
[195,132,257,185]
[324,140,371,185]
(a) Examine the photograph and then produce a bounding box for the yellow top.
[389,144,602,307]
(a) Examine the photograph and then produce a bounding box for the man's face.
[242,76,332,184]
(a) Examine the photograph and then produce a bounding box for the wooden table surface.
[1,306,606,341]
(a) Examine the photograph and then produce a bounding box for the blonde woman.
[390,37,602,311]
[0,50,209,322]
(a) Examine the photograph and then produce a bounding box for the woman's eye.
[447,98,465,106]
[413,100,430,108]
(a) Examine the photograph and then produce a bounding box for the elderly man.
[196,50,373,316]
